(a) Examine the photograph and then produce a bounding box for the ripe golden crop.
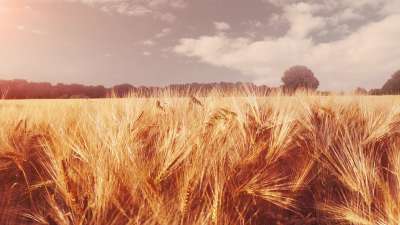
[1,94,399,225]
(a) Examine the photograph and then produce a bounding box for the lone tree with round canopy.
[281,66,319,90]
[382,70,400,94]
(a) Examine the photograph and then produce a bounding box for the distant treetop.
[382,70,400,93]
[281,65,319,91]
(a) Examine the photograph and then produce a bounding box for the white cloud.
[147,0,186,8]
[380,1,400,15]
[155,28,172,38]
[143,51,152,56]
[174,13,400,90]
[157,12,176,23]
[123,5,152,16]
[173,0,400,90]
[283,3,326,38]
[66,0,186,22]
[266,0,400,17]
[214,22,231,31]
[169,0,187,9]
[245,20,263,28]
[143,40,156,46]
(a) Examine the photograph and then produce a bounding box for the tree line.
[279,66,400,95]
[1,66,399,99]
[0,79,272,99]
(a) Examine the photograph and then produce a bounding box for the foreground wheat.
[0,95,400,225]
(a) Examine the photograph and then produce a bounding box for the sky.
[0,0,399,90]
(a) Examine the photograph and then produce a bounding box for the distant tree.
[382,70,400,94]
[281,66,319,90]
[112,84,135,97]
[369,89,383,95]
[354,87,368,95]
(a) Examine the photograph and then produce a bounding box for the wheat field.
[0,94,400,225]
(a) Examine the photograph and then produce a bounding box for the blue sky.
[1,0,400,90]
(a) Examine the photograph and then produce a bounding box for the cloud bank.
[174,0,400,90]
[65,0,187,22]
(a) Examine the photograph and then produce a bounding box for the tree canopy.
[382,70,400,93]
[282,66,319,90]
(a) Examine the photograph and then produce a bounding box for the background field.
[1,95,400,225]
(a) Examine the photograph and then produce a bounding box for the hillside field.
[1,95,400,225]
